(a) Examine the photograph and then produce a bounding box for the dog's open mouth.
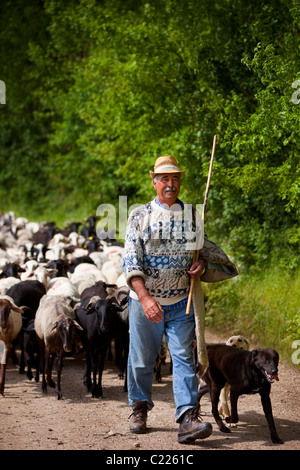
[264,371,279,383]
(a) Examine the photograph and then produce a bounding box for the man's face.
[153,173,181,207]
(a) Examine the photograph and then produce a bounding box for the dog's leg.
[219,383,238,427]
[197,383,209,402]
[226,389,239,424]
[259,388,283,444]
[219,383,231,418]
[210,384,231,433]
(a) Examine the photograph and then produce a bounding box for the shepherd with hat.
[123,154,238,443]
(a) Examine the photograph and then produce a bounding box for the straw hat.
[149,155,186,180]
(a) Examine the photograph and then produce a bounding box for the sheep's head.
[0,298,23,332]
[51,316,83,353]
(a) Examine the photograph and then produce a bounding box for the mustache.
[164,186,177,192]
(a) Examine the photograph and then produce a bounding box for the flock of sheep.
[0,211,130,399]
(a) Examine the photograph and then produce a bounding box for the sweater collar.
[154,197,184,211]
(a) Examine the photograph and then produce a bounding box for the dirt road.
[0,330,299,452]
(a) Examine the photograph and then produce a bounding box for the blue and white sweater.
[123,198,202,305]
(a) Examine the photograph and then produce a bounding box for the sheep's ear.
[85,296,100,312]
[11,303,24,314]
[73,320,83,331]
[50,321,59,331]
[111,302,124,312]
[47,268,58,276]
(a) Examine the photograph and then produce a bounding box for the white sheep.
[0,277,21,296]
[20,260,39,280]
[25,221,40,236]
[22,265,57,289]
[47,277,79,298]
[70,263,107,295]
[101,258,123,285]
[87,251,108,269]
[116,272,126,288]
[68,232,86,247]
[0,249,9,268]
[34,294,83,399]
[45,242,66,260]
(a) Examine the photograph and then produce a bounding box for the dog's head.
[226,335,249,350]
[251,348,279,383]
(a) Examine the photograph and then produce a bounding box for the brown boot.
[129,401,148,434]
[178,405,212,444]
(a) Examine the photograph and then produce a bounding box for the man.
[123,155,214,444]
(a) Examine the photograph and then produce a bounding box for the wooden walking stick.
[186,134,217,314]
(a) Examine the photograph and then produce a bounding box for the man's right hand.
[130,276,164,323]
[140,295,164,323]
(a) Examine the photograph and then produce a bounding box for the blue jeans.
[127,297,198,422]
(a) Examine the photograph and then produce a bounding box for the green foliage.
[0,0,299,265]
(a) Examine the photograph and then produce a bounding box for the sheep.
[108,286,129,390]
[35,295,83,399]
[6,279,47,374]
[0,295,24,395]
[0,277,21,295]
[22,316,40,382]
[75,287,123,398]
[67,256,95,273]
[0,249,9,267]
[31,223,56,246]
[47,277,79,298]
[79,281,116,302]
[45,242,66,261]
[70,263,108,295]
[31,243,48,263]
[21,264,57,289]
[46,259,70,278]
[20,260,39,280]
[0,228,16,249]
[88,251,108,269]
[68,231,86,247]
[116,272,126,288]
[0,262,25,279]
[6,280,46,315]
[25,221,40,237]
[101,258,123,285]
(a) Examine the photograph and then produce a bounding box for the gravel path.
[1,330,299,452]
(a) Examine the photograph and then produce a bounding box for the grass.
[204,267,300,367]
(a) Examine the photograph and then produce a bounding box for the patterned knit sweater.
[123,198,202,305]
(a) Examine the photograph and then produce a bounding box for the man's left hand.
[188,259,206,278]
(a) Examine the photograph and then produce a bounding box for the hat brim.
[150,169,186,180]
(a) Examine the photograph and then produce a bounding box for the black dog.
[198,344,283,444]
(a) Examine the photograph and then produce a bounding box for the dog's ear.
[251,348,261,355]
[250,348,261,362]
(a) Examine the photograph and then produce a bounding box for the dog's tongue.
[266,372,279,382]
